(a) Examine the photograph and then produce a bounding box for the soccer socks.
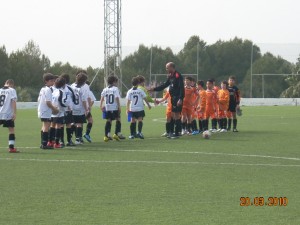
[66,128,72,143]
[233,119,237,129]
[203,119,209,131]
[9,134,15,149]
[76,127,83,139]
[105,121,111,136]
[86,122,93,135]
[166,122,170,133]
[115,121,121,135]
[182,121,186,131]
[212,119,218,130]
[55,128,61,145]
[170,119,175,134]
[49,127,55,142]
[60,127,64,143]
[42,132,49,146]
[227,119,232,130]
[138,121,143,133]
[175,119,182,136]
[130,122,137,135]
[192,120,197,131]
[198,120,203,132]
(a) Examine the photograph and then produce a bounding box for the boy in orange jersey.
[227,76,241,132]
[155,88,174,137]
[181,77,198,135]
[196,80,206,133]
[211,78,221,131]
[204,79,218,132]
[217,81,230,132]
[190,78,199,134]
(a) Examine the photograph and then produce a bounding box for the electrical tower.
[104,0,122,93]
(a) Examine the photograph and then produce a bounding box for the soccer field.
[0,106,299,225]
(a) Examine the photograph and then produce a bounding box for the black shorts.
[0,120,15,128]
[105,110,120,120]
[228,102,237,112]
[132,110,145,119]
[171,96,182,113]
[52,116,65,124]
[73,115,87,124]
[64,111,74,124]
[40,118,52,122]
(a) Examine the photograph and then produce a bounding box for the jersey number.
[106,94,114,104]
[0,95,6,107]
[133,95,138,105]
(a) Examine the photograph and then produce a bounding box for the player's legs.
[8,126,19,153]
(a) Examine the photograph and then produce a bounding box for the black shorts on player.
[171,96,182,113]
[73,115,87,124]
[105,110,120,120]
[64,111,74,124]
[132,110,145,119]
[0,120,15,128]
[228,102,237,112]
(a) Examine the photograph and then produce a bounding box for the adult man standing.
[149,62,184,138]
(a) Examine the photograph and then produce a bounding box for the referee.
[149,62,185,138]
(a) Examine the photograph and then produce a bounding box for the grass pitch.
[0,106,300,225]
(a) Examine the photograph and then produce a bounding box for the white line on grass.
[1,147,299,161]
[0,157,300,167]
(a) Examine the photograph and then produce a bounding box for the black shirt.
[153,71,185,101]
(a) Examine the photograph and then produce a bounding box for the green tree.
[0,46,11,86]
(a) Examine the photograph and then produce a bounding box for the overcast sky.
[1,0,299,68]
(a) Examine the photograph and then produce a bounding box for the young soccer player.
[217,81,230,132]
[204,79,218,132]
[196,80,206,133]
[38,73,59,149]
[100,76,125,142]
[136,75,154,104]
[181,76,198,135]
[0,79,19,153]
[71,72,89,144]
[50,77,71,148]
[83,81,96,143]
[126,77,151,139]
[227,76,241,132]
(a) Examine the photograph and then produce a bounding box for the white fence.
[17,98,300,109]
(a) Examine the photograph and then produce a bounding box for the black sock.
[66,128,72,143]
[49,127,55,142]
[175,119,182,136]
[138,121,143,133]
[199,120,203,131]
[40,130,43,145]
[76,127,83,139]
[233,119,237,129]
[42,132,48,146]
[187,123,192,132]
[192,120,197,131]
[86,123,92,135]
[203,119,208,131]
[115,121,121,134]
[105,121,111,136]
[170,119,175,133]
[130,122,136,135]
[9,133,15,149]
[228,119,232,130]
[60,127,64,143]
[212,119,217,129]
[55,128,61,144]
[166,122,170,133]
[182,121,186,131]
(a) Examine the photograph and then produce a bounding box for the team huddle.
[0,62,241,153]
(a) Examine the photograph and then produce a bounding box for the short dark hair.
[185,76,193,81]
[131,77,139,86]
[43,73,55,82]
[76,72,87,86]
[60,73,70,84]
[55,77,66,89]
[5,79,15,87]
[221,80,229,87]
[207,79,214,84]
[197,80,204,87]
[107,76,118,85]
[136,75,145,84]
[229,75,236,80]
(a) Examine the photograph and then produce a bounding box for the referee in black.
[149,62,185,138]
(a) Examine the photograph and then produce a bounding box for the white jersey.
[126,87,146,112]
[0,86,17,120]
[71,83,88,115]
[64,84,76,111]
[37,86,53,119]
[51,87,71,117]
[101,86,120,111]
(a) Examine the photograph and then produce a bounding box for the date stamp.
[240,197,288,206]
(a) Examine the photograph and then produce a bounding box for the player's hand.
[147,87,154,92]
[177,99,182,106]
[101,106,105,112]
[52,107,59,115]
[12,113,16,121]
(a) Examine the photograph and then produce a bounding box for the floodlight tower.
[104,0,122,93]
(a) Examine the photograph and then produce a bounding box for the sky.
[1,0,300,68]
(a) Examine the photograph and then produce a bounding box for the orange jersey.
[205,90,217,110]
[163,91,172,112]
[183,86,197,108]
[218,89,229,111]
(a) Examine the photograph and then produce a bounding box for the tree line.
[0,37,299,101]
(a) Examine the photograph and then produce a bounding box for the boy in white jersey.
[126,77,151,139]
[83,81,96,143]
[100,76,125,142]
[0,79,19,153]
[71,72,89,144]
[50,77,71,148]
[38,73,59,149]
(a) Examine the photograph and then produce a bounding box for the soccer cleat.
[161,132,168,137]
[137,132,144,139]
[168,134,179,139]
[128,135,135,139]
[9,148,20,153]
[40,144,53,150]
[220,129,227,133]
[47,141,54,148]
[75,139,82,145]
[104,136,109,142]
[83,134,92,143]
[192,130,199,135]
[233,128,239,132]
[117,133,126,139]
[216,129,222,132]
[66,141,76,146]
[211,129,218,133]
[54,143,64,148]
[113,134,120,141]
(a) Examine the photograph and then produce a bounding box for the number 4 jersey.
[0,86,17,120]
[101,86,121,111]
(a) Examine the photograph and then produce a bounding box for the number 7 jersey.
[126,87,146,112]
[101,86,121,111]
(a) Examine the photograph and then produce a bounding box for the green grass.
[0,106,300,225]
